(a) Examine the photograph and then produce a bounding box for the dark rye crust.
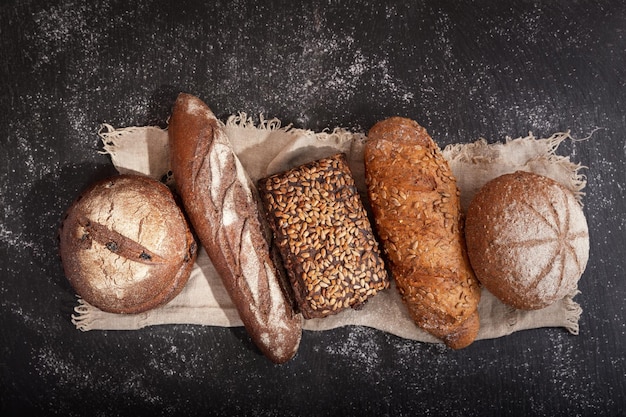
[258,153,389,319]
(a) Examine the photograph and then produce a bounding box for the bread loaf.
[258,153,389,319]
[168,93,302,363]
[465,170,589,310]
[364,117,481,349]
[58,174,197,314]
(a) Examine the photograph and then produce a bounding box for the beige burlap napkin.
[72,115,586,343]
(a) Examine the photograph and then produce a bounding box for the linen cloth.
[72,115,586,343]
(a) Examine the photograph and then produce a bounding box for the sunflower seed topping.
[258,153,389,319]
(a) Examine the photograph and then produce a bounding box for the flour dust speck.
[324,327,383,375]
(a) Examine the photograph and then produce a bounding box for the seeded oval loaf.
[465,171,589,310]
[168,93,303,364]
[364,117,481,349]
[58,174,197,314]
[258,153,389,319]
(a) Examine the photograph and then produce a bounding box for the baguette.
[364,117,481,349]
[168,93,302,363]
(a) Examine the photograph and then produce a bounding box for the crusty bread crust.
[168,93,302,363]
[465,171,589,310]
[59,175,197,314]
[364,117,481,349]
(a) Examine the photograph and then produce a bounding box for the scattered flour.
[2,2,621,415]
[323,326,383,375]
[34,346,164,407]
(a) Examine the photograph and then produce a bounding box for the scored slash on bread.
[75,216,168,264]
[168,93,303,364]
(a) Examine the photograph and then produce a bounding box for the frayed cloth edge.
[563,291,583,335]
[225,112,362,144]
[443,131,591,204]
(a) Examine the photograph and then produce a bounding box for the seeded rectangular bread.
[168,93,303,364]
[364,117,481,349]
[258,153,389,319]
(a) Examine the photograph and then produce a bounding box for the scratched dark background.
[1,1,625,416]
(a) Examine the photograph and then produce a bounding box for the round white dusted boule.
[465,170,589,310]
[59,175,197,314]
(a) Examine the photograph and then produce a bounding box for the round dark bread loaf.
[58,174,197,314]
[465,171,589,310]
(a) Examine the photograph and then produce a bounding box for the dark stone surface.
[1,1,624,415]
